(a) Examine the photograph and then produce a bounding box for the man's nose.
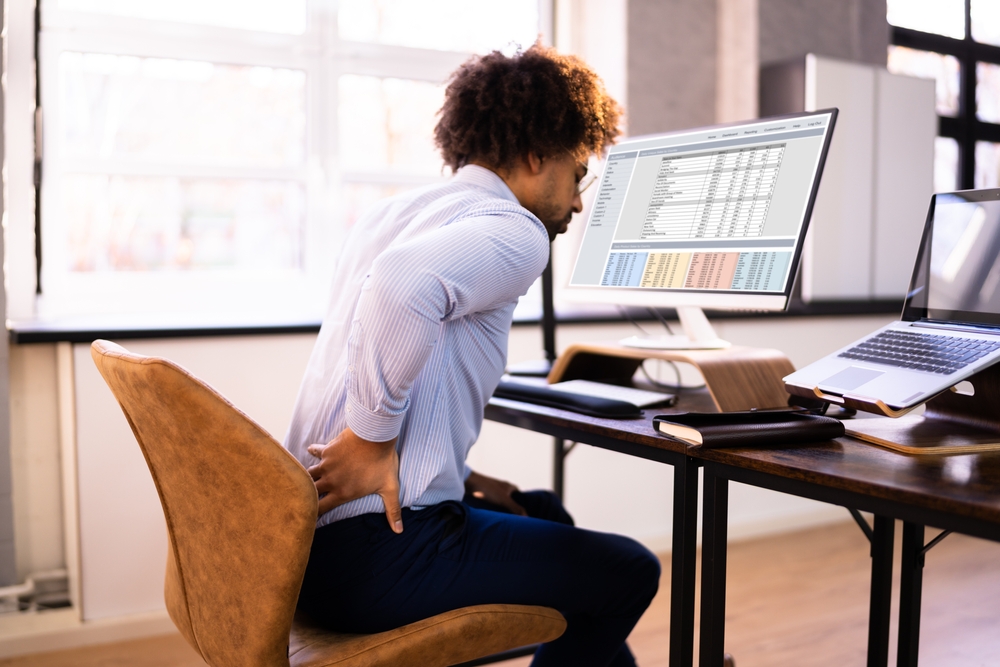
[572,192,583,214]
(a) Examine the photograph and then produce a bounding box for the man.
[285,44,659,667]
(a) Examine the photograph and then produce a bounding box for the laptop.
[785,188,1000,415]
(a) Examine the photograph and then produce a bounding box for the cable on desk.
[648,307,675,335]
[640,359,707,391]
[617,305,653,337]
[618,306,708,391]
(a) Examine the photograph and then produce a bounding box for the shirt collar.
[453,164,521,205]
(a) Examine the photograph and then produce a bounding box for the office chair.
[90,340,566,667]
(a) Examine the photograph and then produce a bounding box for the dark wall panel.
[627,0,717,135]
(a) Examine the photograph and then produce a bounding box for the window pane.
[935,137,960,193]
[339,75,446,175]
[977,62,1000,123]
[975,141,1000,189]
[57,0,306,34]
[972,0,1000,46]
[887,0,965,40]
[59,53,307,169]
[339,0,538,54]
[887,46,960,117]
[59,175,303,271]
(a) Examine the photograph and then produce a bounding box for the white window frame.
[5,0,552,322]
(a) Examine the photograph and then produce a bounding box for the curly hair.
[434,44,622,172]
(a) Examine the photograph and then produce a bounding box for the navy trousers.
[298,490,661,667]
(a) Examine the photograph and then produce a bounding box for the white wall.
[71,335,316,620]
[555,0,627,112]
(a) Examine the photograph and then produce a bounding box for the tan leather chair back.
[91,340,317,667]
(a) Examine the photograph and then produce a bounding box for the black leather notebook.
[652,410,844,448]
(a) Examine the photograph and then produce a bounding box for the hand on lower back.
[307,428,403,533]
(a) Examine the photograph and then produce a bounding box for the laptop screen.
[903,188,1000,328]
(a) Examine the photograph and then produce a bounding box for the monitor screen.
[902,188,1000,328]
[567,110,837,311]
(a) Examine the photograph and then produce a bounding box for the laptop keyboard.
[838,330,1000,375]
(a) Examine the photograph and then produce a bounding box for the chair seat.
[289,604,566,667]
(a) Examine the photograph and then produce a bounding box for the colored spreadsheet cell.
[601,252,648,287]
[640,252,692,288]
[601,250,791,292]
[683,252,740,290]
[731,251,790,291]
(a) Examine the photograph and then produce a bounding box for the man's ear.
[525,152,544,175]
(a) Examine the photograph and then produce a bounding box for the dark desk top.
[696,437,1000,537]
[485,388,717,462]
[485,391,1000,541]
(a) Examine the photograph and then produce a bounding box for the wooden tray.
[844,362,1000,455]
[846,415,1000,455]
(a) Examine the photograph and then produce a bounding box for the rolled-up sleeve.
[344,203,549,442]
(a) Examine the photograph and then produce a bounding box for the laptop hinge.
[909,320,1000,336]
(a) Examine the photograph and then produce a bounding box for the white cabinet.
[761,54,936,302]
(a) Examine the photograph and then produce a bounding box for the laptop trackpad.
[820,367,885,391]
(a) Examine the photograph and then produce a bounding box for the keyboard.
[493,380,644,418]
[838,330,1000,375]
[549,380,676,407]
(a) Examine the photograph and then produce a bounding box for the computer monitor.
[566,109,838,349]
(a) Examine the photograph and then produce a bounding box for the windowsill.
[511,298,902,326]
[9,299,902,344]
[8,311,324,344]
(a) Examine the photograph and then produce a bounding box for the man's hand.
[306,428,403,533]
[465,470,527,516]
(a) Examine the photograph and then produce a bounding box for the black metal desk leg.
[868,515,895,667]
[897,522,925,667]
[552,438,565,500]
[670,457,699,667]
[699,467,729,667]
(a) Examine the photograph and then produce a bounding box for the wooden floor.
[3,520,998,667]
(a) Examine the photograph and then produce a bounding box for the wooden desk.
[485,395,706,667]
[485,396,1000,667]
[695,436,1000,667]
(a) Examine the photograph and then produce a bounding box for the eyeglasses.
[577,173,597,195]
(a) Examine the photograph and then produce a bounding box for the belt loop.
[438,501,468,552]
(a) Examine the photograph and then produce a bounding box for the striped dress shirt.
[284,165,550,527]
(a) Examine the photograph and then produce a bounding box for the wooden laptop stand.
[547,342,796,412]
[842,362,1000,455]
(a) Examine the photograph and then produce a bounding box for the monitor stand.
[548,337,794,412]
[619,306,731,350]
